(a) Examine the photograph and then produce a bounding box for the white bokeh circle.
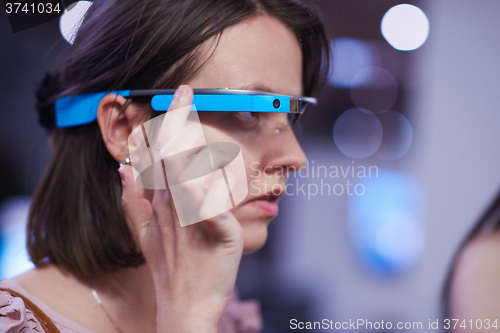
[350,66,398,114]
[375,111,413,160]
[381,4,429,51]
[333,108,383,159]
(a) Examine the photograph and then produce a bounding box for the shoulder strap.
[0,287,61,333]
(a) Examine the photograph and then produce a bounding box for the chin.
[241,220,270,253]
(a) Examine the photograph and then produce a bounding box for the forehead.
[188,15,303,96]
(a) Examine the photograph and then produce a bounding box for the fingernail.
[174,85,188,99]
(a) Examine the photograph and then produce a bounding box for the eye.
[230,111,260,130]
[236,112,258,122]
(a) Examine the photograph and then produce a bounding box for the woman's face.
[187,15,307,253]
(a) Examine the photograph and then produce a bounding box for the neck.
[88,264,157,331]
[16,263,158,332]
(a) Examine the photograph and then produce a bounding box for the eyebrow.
[235,83,276,93]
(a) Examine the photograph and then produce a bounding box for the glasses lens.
[288,101,310,129]
[288,113,300,129]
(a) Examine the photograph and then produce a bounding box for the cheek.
[199,123,272,252]
[231,206,271,253]
[200,122,264,186]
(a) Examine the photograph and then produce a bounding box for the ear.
[97,94,146,162]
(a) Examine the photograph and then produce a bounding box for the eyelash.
[237,112,258,122]
[233,112,261,130]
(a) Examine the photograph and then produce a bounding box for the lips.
[245,191,283,217]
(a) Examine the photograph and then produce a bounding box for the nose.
[261,124,307,177]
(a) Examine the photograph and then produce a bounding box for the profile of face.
[101,14,307,253]
[188,15,307,252]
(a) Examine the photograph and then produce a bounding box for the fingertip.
[118,164,138,187]
[118,164,130,181]
[118,167,125,182]
[119,164,147,205]
[174,85,192,97]
[171,85,193,108]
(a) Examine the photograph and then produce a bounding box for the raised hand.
[118,85,244,333]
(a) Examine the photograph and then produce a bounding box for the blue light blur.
[0,198,34,279]
[348,169,425,275]
[328,38,380,88]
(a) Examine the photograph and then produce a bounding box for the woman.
[0,0,330,332]
[444,190,500,331]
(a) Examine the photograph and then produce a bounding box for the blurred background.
[1,0,500,332]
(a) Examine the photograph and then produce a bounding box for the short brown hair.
[29,0,331,276]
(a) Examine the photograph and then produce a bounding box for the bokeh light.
[328,38,380,88]
[348,170,425,274]
[59,1,93,45]
[381,4,429,51]
[375,111,413,160]
[333,108,383,159]
[0,198,34,278]
[350,66,398,114]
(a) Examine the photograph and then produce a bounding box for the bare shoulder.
[14,263,60,284]
[14,264,82,297]
[12,264,98,327]
[450,232,500,320]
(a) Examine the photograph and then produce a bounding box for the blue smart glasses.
[54,88,317,129]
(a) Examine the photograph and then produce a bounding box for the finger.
[151,187,177,230]
[202,210,243,246]
[158,122,207,160]
[154,85,194,154]
[163,145,211,187]
[118,164,154,244]
[198,173,243,242]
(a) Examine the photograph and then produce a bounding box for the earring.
[119,157,131,167]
